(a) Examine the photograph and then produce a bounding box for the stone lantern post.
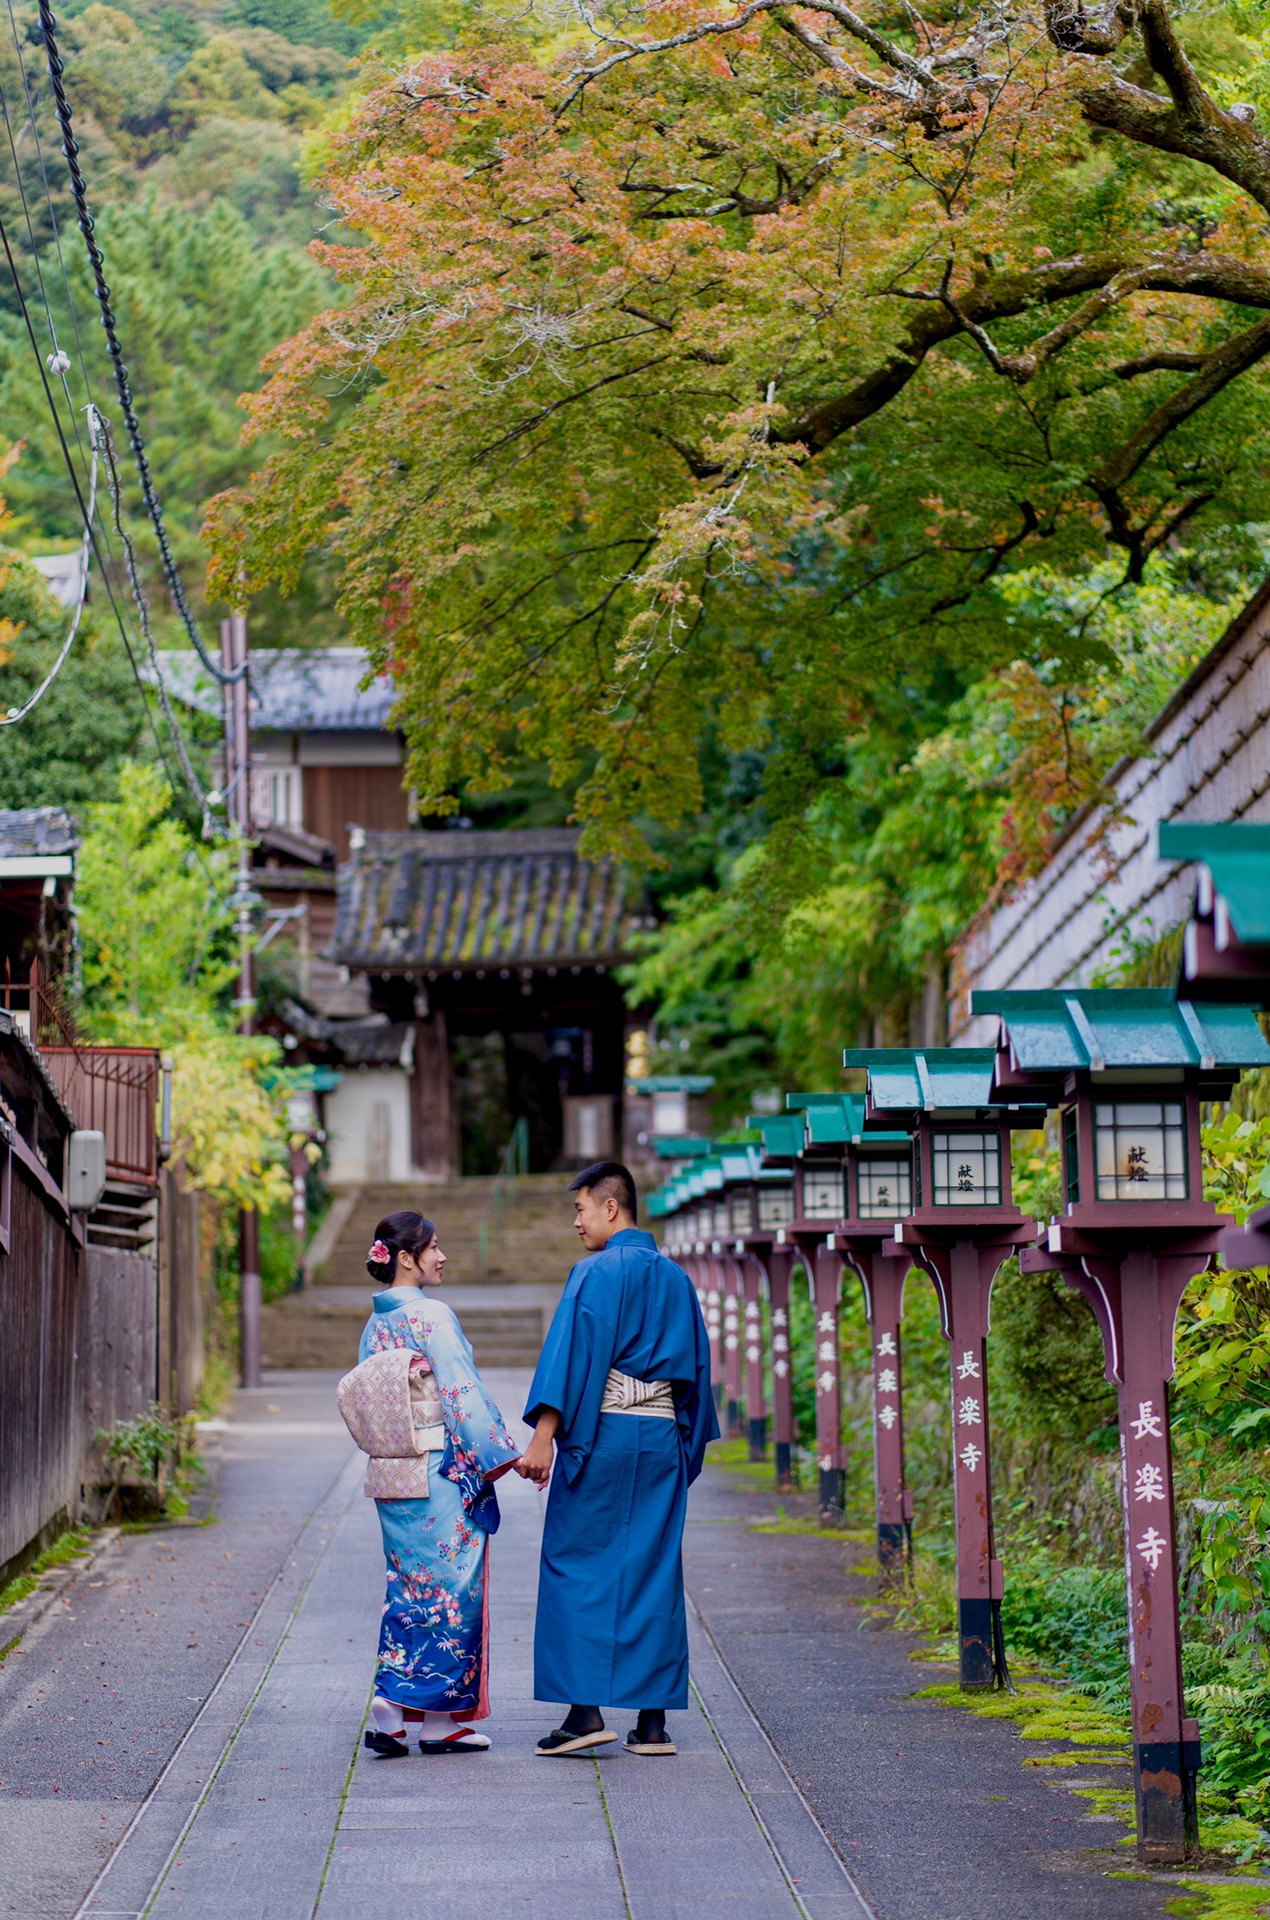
[842,1047,1045,1689]
[973,985,1270,1862]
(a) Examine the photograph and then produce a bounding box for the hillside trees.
[198,0,1270,1072]
[208,1,1270,834]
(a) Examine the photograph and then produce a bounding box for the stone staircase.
[261,1175,581,1371]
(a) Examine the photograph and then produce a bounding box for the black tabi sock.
[561,1704,604,1736]
[635,1710,666,1743]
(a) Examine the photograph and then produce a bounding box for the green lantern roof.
[629,1075,715,1095]
[786,1091,910,1146]
[1158,822,1270,946]
[970,987,1270,1088]
[718,1144,760,1183]
[650,1135,715,1159]
[746,1112,805,1161]
[839,1047,1047,1125]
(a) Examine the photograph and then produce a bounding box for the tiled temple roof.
[331,828,637,973]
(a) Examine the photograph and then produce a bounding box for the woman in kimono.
[356,1209,520,1756]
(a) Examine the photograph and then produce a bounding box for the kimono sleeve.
[410,1305,521,1486]
[524,1283,618,1485]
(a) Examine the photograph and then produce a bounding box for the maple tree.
[207,0,1270,858]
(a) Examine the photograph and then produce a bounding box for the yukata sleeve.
[524,1278,618,1485]
[678,1305,721,1486]
[415,1306,520,1488]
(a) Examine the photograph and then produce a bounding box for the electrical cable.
[89,405,218,832]
[0,202,190,799]
[2,0,96,470]
[0,423,95,724]
[34,0,247,686]
[0,53,224,824]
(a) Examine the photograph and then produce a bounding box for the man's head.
[569,1160,638,1251]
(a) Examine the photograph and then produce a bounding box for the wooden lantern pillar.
[784,1097,854,1522]
[717,1145,770,1461]
[745,1116,800,1488]
[843,1046,1044,1689]
[975,984,1270,1862]
[830,1097,918,1580]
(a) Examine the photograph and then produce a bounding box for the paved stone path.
[75,1371,871,1920]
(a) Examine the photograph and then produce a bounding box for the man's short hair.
[569,1160,638,1222]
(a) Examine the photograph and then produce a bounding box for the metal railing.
[40,1047,161,1186]
[3,960,160,1186]
[478,1116,530,1280]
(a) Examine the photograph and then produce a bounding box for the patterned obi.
[337,1348,447,1499]
[600,1368,676,1419]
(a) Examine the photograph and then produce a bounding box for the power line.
[0,424,95,724]
[34,0,247,687]
[0,202,192,799]
[0,51,223,823]
[90,406,218,832]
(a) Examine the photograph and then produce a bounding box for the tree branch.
[1093,312,1270,495]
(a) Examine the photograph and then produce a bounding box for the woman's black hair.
[366,1209,436,1283]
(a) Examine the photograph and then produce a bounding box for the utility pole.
[221,613,262,1390]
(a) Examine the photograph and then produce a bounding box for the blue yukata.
[525,1228,719,1710]
[360,1287,519,1719]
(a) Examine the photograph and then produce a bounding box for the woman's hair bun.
[365,1210,436,1282]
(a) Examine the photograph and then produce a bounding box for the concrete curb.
[0,1525,123,1658]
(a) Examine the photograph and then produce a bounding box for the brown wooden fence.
[0,1021,202,1586]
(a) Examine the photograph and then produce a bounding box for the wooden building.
[328,827,639,1180]
[954,580,1270,1038]
[156,646,410,1018]
[0,806,77,989]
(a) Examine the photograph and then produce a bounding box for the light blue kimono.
[359,1287,519,1717]
[525,1228,719,1710]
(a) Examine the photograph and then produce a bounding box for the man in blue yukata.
[517,1160,719,1757]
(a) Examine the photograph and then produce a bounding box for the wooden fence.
[0,1017,203,1585]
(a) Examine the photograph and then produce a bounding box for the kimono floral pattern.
[358,1289,520,1718]
[375,1495,485,1711]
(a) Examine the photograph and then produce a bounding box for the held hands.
[514,1432,554,1485]
[514,1407,562,1486]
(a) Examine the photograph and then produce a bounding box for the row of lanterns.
[648,911,1270,1864]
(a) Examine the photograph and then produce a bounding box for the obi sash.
[600,1367,676,1419]
[337,1348,447,1499]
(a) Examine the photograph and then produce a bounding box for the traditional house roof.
[152,647,395,731]
[331,827,637,974]
[0,806,78,870]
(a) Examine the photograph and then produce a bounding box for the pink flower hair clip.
[368,1240,392,1265]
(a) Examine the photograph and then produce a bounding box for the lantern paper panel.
[802,1168,845,1219]
[856,1156,913,1220]
[729,1192,753,1232]
[713,1201,729,1234]
[758,1186,794,1230]
[1093,1102,1188,1201]
[932,1131,1002,1206]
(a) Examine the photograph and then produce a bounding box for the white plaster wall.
[953,586,1270,1041]
[324,1066,412,1185]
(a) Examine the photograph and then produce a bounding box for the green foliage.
[0,196,328,640]
[96,1401,194,1479]
[76,763,293,1211]
[0,535,146,808]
